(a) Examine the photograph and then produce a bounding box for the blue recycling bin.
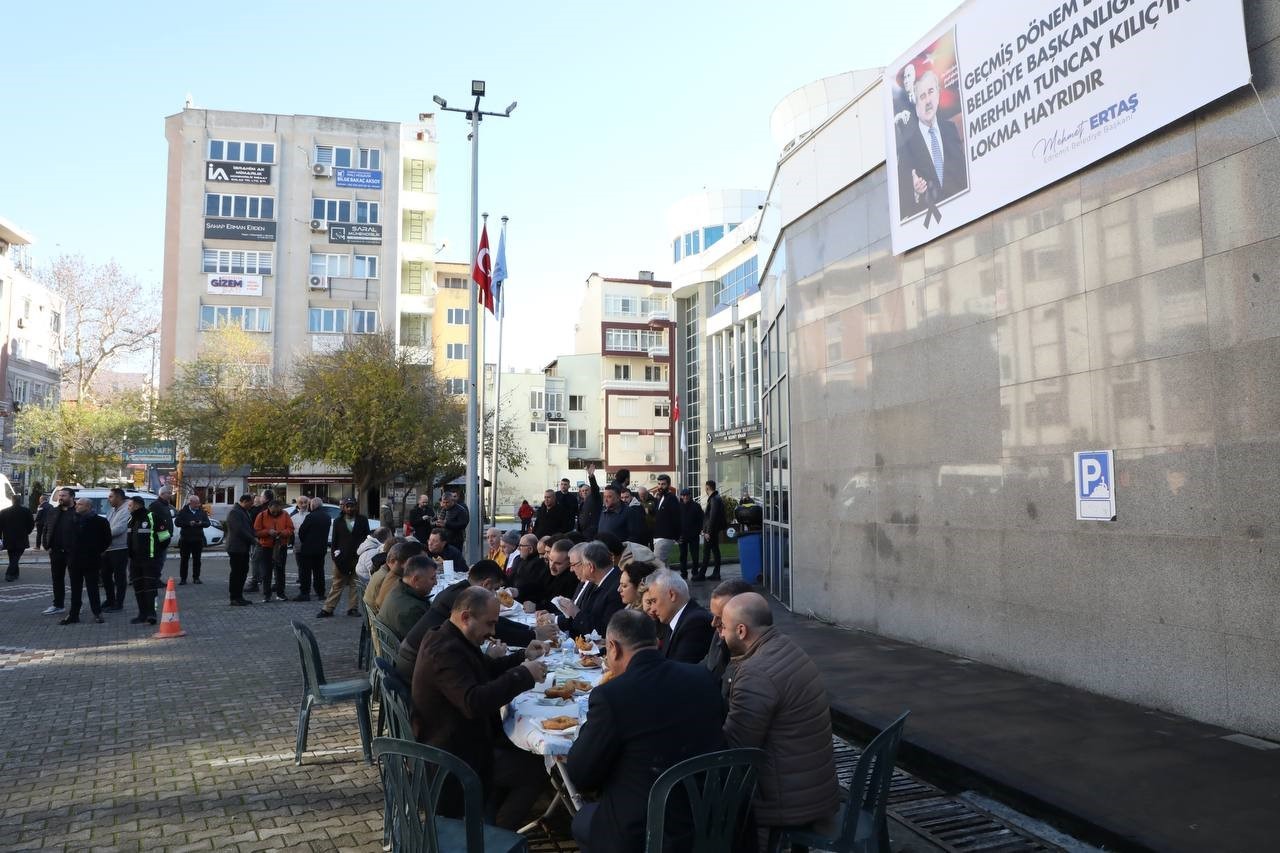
[737,531,762,585]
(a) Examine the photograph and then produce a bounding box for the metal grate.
[833,736,1065,852]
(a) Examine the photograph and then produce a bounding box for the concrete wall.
[785,4,1280,739]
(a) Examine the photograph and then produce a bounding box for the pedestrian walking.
[40,488,76,615]
[252,500,293,602]
[294,497,329,601]
[0,497,35,581]
[126,495,168,625]
[174,495,210,584]
[318,497,369,617]
[101,487,131,611]
[225,494,255,606]
[517,500,534,533]
[700,480,726,582]
[33,492,49,550]
[64,498,112,625]
[678,488,704,579]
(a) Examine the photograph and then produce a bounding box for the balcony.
[601,376,666,392]
[647,309,670,324]
[647,345,669,359]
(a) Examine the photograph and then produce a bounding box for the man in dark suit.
[700,579,754,695]
[65,498,113,624]
[896,68,968,219]
[651,474,681,570]
[646,568,715,664]
[700,481,727,582]
[412,587,550,829]
[532,489,571,539]
[0,497,35,581]
[426,527,469,574]
[576,464,602,538]
[408,493,434,541]
[541,538,582,612]
[554,540,623,637]
[566,609,729,852]
[508,533,550,604]
[678,488,704,580]
[319,497,369,617]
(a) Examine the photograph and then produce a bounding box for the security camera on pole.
[432,81,517,563]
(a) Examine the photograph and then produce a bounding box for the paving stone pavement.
[0,552,387,852]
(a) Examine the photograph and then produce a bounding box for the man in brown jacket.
[721,592,841,841]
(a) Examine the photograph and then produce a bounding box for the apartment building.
[429,260,485,393]
[574,272,675,486]
[160,107,438,387]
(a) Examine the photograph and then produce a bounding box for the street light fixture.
[431,80,516,564]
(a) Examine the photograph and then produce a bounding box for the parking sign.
[1074,450,1116,521]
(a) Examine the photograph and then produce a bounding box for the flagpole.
[477,212,489,534]
[489,216,508,525]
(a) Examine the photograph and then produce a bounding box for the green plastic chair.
[373,737,528,853]
[776,711,910,853]
[289,619,373,766]
[355,578,372,670]
[644,747,767,853]
[369,616,405,736]
[376,658,415,741]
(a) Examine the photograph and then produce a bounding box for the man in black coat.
[555,477,579,517]
[32,492,49,550]
[40,488,76,614]
[596,485,648,546]
[700,579,754,695]
[0,498,35,581]
[320,497,369,617]
[576,464,602,538]
[700,480,727,582]
[646,568,715,664]
[532,489,571,539]
[896,68,968,219]
[566,609,728,852]
[408,493,434,541]
[435,490,469,550]
[411,587,549,829]
[64,497,113,624]
[294,497,330,601]
[508,533,550,605]
[225,494,256,606]
[426,528,468,575]
[678,488,704,580]
[651,474,681,569]
[541,538,582,613]
[554,541,623,638]
[174,495,210,584]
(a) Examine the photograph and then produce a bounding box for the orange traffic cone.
[154,577,186,639]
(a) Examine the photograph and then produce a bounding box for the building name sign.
[206,160,271,185]
[335,168,382,189]
[204,218,277,243]
[206,273,263,296]
[884,0,1250,254]
[124,441,177,465]
[328,222,382,245]
[709,424,761,444]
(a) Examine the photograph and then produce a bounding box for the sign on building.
[204,218,277,243]
[206,161,272,185]
[328,222,382,245]
[884,0,1251,254]
[124,441,177,465]
[1074,449,1116,521]
[335,168,382,189]
[206,273,263,296]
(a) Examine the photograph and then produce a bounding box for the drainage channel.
[832,735,1084,852]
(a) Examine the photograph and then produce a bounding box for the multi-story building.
[574,272,676,487]
[160,107,438,387]
[0,217,63,497]
[666,190,767,498]
[430,260,484,394]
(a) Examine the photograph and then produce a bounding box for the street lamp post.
[432,81,517,563]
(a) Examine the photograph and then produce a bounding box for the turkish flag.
[472,225,494,314]
[672,394,680,423]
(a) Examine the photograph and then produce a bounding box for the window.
[358,147,381,170]
[403,261,425,294]
[529,420,548,433]
[405,159,429,192]
[354,255,379,278]
[546,391,564,413]
[607,328,655,351]
[314,145,352,167]
[441,276,468,290]
[447,308,469,325]
[405,210,429,243]
[569,429,587,450]
[313,198,353,223]
[446,343,467,360]
[614,364,631,380]
[444,378,466,395]
[529,389,545,410]
[203,249,273,274]
[199,305,272,332]
[714,256,760,307]
[308,308,348,333]
[569,395,585,412]
[644,365,664,382]
[50,311,61,333]
[618,398,639,417]
[703,225,725,250]
[310,254,351,277]
[604,295,638,316]
[641,296,667,316]
[548,425,567,444]
[400,313,429,347]
[205,193,274,219]
[654,402,670,418]
[209,139,275,163]
[620,432,639,450]
[353,309,378,334]
[10,378,28,404]
[356,201,380,224]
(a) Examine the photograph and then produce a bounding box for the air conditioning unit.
[531,410,543,419]
[644,454,654,463]
[309,218,328,232]
[549,410,563,419]
[312,163,333,177]
[308,275,329,290]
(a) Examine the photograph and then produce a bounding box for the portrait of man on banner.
[893,29,970,222]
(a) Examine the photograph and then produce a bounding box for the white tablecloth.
[503,639,604,756]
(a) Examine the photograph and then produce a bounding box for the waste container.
[737,531,762,585]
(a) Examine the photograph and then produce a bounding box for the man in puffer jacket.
[721,592,841,845]
[355,527,391,582]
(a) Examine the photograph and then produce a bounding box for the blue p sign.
[1074,450,1116,521]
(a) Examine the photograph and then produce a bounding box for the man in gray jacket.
[101,488,132,612]
[721,592,841,844]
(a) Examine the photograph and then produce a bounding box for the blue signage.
[335,168,382,189]
[1073,450,1116,521]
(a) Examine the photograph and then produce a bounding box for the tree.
[43,254,159,403]
[13,398,148,486]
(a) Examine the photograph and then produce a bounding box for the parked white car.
[285,502,384,545]
[53,488,225,548]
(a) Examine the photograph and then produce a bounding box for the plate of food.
[536,715,580,735]
[536,696,571,707]
[573,655,603,670]
[544,679,591,699]
[497,589,516,608]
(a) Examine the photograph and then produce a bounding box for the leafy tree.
[14,398,148,486]
[42,254,159,404]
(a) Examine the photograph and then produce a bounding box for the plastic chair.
[355,579,372,670]
[289,619,373,766]
[776,711,910,853]
[373,737,528,853]
[375,657,415,741]
[369,615,405,736]
[644,747,767,853]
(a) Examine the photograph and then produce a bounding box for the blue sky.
[3,0,957,370]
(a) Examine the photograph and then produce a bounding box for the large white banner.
[206,273,263,296]
[885,0,1251,254]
